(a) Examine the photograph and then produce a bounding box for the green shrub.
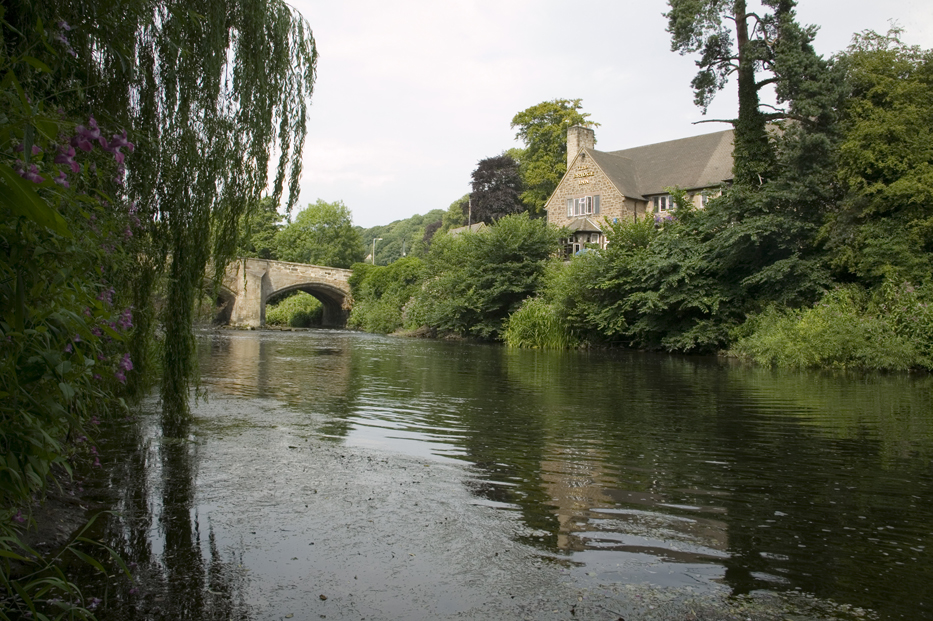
[504,297,578,349]
[406,213,562,340]
[266,292,323,327]
[731,284,926,370]
[347,257,424,333]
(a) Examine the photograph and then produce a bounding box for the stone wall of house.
[546,150,642,229]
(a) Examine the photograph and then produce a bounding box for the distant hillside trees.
[359,208,447,265]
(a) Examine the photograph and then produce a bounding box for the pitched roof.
[565,217,603,233]
[572,129,734,201]
[447,222,486,236]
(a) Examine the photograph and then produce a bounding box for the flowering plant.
[0,17,142,530]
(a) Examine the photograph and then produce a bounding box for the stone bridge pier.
[218,259,353,328]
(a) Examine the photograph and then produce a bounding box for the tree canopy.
[510,99,597,212]
[237,197,285,260]
[407,214,562,340]
[470,154,524,224]
[275,200,365,268]
[823,29,933,286]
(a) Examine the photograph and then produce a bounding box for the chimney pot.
[567,126,595,169]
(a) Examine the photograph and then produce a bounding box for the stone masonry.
[221,258,353,328]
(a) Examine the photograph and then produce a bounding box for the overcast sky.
[286,0,933,229]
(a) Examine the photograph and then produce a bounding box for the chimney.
[567,125,595,169]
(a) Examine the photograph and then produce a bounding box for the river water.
[82,329,933,620]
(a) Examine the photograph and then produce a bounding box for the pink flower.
[97,287,114,305]
[13,143,41,156]
[53,170,70,188]
[118,308,133,330]
[72,135,93,152]
[13,511,25,524]
[21,164,44,183]
[108,130,135,154]
[73,116,101,152]
[54,145,80,173]
[120,353,133,371]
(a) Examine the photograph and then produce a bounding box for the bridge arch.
[220,258,353,328]
[265,282,349,327]
[212,283,238,325]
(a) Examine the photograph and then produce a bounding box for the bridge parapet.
[220,258,353,328]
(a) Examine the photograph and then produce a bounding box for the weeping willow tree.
[5,0,317,435]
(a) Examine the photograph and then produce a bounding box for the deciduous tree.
[407,214,562,340]
[824,29,933,286]
[470,154,524,224]
[2,0,318,429]
[274,200,365,268]
[238,198,285,260]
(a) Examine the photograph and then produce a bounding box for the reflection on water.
[198,330,933,619]
[85,329,933,619]
[78,413,251,620]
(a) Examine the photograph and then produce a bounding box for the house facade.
[545,126,734,255]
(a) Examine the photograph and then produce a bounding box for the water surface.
[86,329,933,619]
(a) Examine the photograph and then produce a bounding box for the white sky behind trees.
[287,0,933,229]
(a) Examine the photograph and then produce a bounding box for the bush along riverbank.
[346,32,933,372]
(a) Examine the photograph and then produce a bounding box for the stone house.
[545,126,734,255]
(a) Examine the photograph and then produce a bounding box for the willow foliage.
[4,0,317,433]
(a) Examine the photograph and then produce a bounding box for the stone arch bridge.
[215,258,353,328]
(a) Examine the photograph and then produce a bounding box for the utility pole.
[371,237,383,265]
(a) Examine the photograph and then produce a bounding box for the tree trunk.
[731,0,773,188]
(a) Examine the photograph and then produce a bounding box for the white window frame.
[567,195,600,217]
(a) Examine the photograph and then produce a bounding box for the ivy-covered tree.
[274,199,365,268]
[665,0,823,187]
[510,99,597,213]
[470,154,524,224]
